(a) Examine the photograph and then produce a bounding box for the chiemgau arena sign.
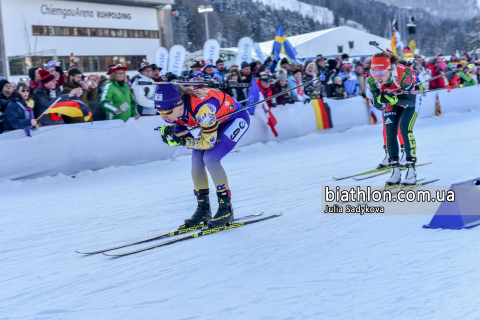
[40,4,132,20]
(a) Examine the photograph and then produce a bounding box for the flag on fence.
[45,99,92,121]
[246,77,278,136]
[311,99,333,130]
[365,97,378,124]
[271,26,298,62]
[435,93,442,116]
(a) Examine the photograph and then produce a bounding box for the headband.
[371,57,391,70]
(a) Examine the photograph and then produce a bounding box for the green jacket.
[100,80,138,121]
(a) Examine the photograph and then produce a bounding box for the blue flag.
[246,77,262,115]
[271,26,298,63]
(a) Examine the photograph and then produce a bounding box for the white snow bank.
[252,0,335,25]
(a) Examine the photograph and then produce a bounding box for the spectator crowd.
[1,49,479,135]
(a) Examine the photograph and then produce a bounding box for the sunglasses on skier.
[371,70,388,76]
[157,96,183,115]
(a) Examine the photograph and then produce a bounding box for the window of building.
[31,25,159,39]
[8,55,147,75]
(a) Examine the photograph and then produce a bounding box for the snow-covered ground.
[2,109,480,319]
[253,0,334,25]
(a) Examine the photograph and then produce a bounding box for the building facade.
[0,0,174,81]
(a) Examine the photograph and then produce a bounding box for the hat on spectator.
[326,59,337,70]
[460,58,468,65]
[28,67,39,81]
[191,61,202,68]
[355,61,363,68]
[46,61,58,69]
[202,59,215,70]
[215,59,223,65]
[139,59,152,72]
[0,79,9,92]
[280,58,289,65]
[38,69,55,83]
[191,71,204,77]
[108,64,128,75]
[341,62,352,70]
[316,54,325,61]
[333,75,342,83]
[341,53,349,60]
[293,68,303,76]
[259,72,272,82]
[150,64,162,71]
[276,68,288,80]
[241,61,250,69]
[167,73,178,82]
[154,83,181,112]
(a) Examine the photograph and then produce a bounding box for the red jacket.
[425,63,447,90]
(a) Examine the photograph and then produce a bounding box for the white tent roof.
[251,26,391,60]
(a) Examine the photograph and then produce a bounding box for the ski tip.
[75,250,94,255]
[102,252,120,258]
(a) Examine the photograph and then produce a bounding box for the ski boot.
[399,145,407,169]
[385,160,401,185]
[378,146,389,168]
[184,189,212,228]
[401,161,417,185]
[208,190,234,228]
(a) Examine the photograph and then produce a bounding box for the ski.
[378,178,427,192]
[76,212,264,255]
[333,162,432,181]
[353,170,391,181]
[103,213,283,258]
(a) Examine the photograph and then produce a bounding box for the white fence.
[1,85,479,181]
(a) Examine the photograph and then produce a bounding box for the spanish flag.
[45,99,92,121]
[271,26,298,62]
[312,99,333,130]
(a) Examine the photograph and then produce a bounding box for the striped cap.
[39,69,55,84]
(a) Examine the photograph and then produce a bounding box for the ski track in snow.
[2,110,480,319]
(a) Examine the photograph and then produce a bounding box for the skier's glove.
[160,125,186,146]
[377,92,398,105]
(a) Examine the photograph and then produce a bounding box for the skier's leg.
[185,149,212,227]
[202,111,250,227]
[400,95,422,184]
[384,105,403,184]
[191,149,209,191]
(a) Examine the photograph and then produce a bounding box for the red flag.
[266,109,278,137]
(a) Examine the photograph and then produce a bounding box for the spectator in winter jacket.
[101,65,140,121]
[303,63,323,100]
[240,61,253,84]
[188,61,203,79]
[150,64,163,82]
[287,68,305,102]
[46,61,65,90]
[3,82,38,132]
[191,71,204,81]
[228,69,247,105]
[331,75,347,99]
[87,74,106,121]
[354,63,366,97]
[257,72,273,108]
[61,67,98,123]
[339,63,359,97]
[270,68,292,106]
[425,58,447,90]
[28,67,41,92]
[213,59,226,82]
[131,60,157,116]
[0,79,12,133]
[202,59,216,81]
[34,70,79,127]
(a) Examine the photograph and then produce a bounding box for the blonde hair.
[109,70,125,82]
[306,63,318,74]
[177,84,208,99]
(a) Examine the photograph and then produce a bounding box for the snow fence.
[1,85,479,181]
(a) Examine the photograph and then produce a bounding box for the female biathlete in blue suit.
[155,83,250,228]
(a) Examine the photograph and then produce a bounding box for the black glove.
[303,98,311,104]
[286,97,295,104]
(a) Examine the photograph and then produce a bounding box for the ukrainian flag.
[271,26,298,62]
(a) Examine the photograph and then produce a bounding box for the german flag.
[311,99,333,130]
[45,100,92,121]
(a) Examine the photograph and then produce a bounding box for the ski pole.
[369,41,385,52]
[154,76,324,133]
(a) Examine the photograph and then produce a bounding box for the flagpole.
[35,97,62,121]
